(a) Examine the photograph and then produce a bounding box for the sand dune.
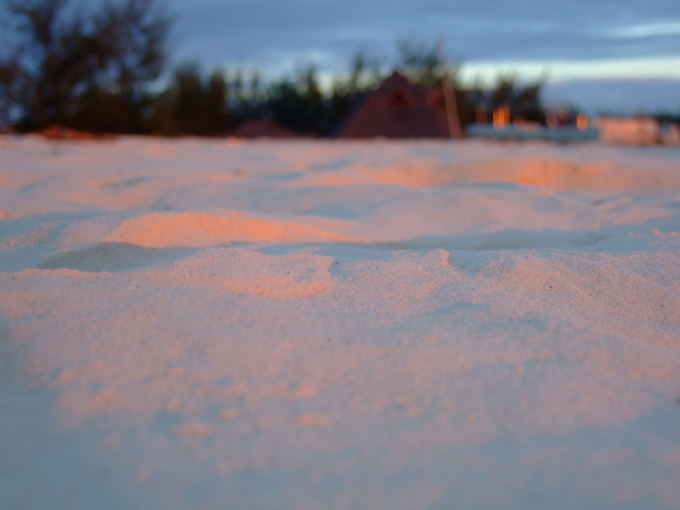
[0,136,678,510]
[105,211,356,247]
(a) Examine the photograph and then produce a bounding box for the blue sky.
[165,0,680,112]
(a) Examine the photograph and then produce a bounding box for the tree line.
[0,0,545,136]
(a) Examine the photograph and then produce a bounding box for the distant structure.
[467,104,599,143]
[594,117,661,145]
[659,122,680,145]
[492,105,511,129]
[338,72,461,139]
[545,107,582,129]
[230,119,297,139]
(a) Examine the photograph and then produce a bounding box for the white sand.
[1,136,679,509]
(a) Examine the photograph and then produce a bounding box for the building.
[594,117,661,145]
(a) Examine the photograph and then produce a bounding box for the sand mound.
[105,211,356,247]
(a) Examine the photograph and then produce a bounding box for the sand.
[1,135,679,509]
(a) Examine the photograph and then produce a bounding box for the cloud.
[167,0,680,73]
[605,22,680,39]
[543,78,680,114]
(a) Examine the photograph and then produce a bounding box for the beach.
[1,136,679,509]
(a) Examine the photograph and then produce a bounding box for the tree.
[486,72,545,123]
[0,51,23,126]
[397,39,446,86]
[150,62,231,136]
[264,64,326,135]
[0,0,171,132]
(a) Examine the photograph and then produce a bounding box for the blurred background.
[1,0,678,137]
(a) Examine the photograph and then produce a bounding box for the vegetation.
[0,0,547,136]
[0,0,171,132]
[150,62,230,136]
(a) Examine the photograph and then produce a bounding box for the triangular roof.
[338,72,459,139]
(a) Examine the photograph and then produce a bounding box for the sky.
[165,0,680,113]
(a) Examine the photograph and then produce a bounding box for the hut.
[338,72,461,139]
